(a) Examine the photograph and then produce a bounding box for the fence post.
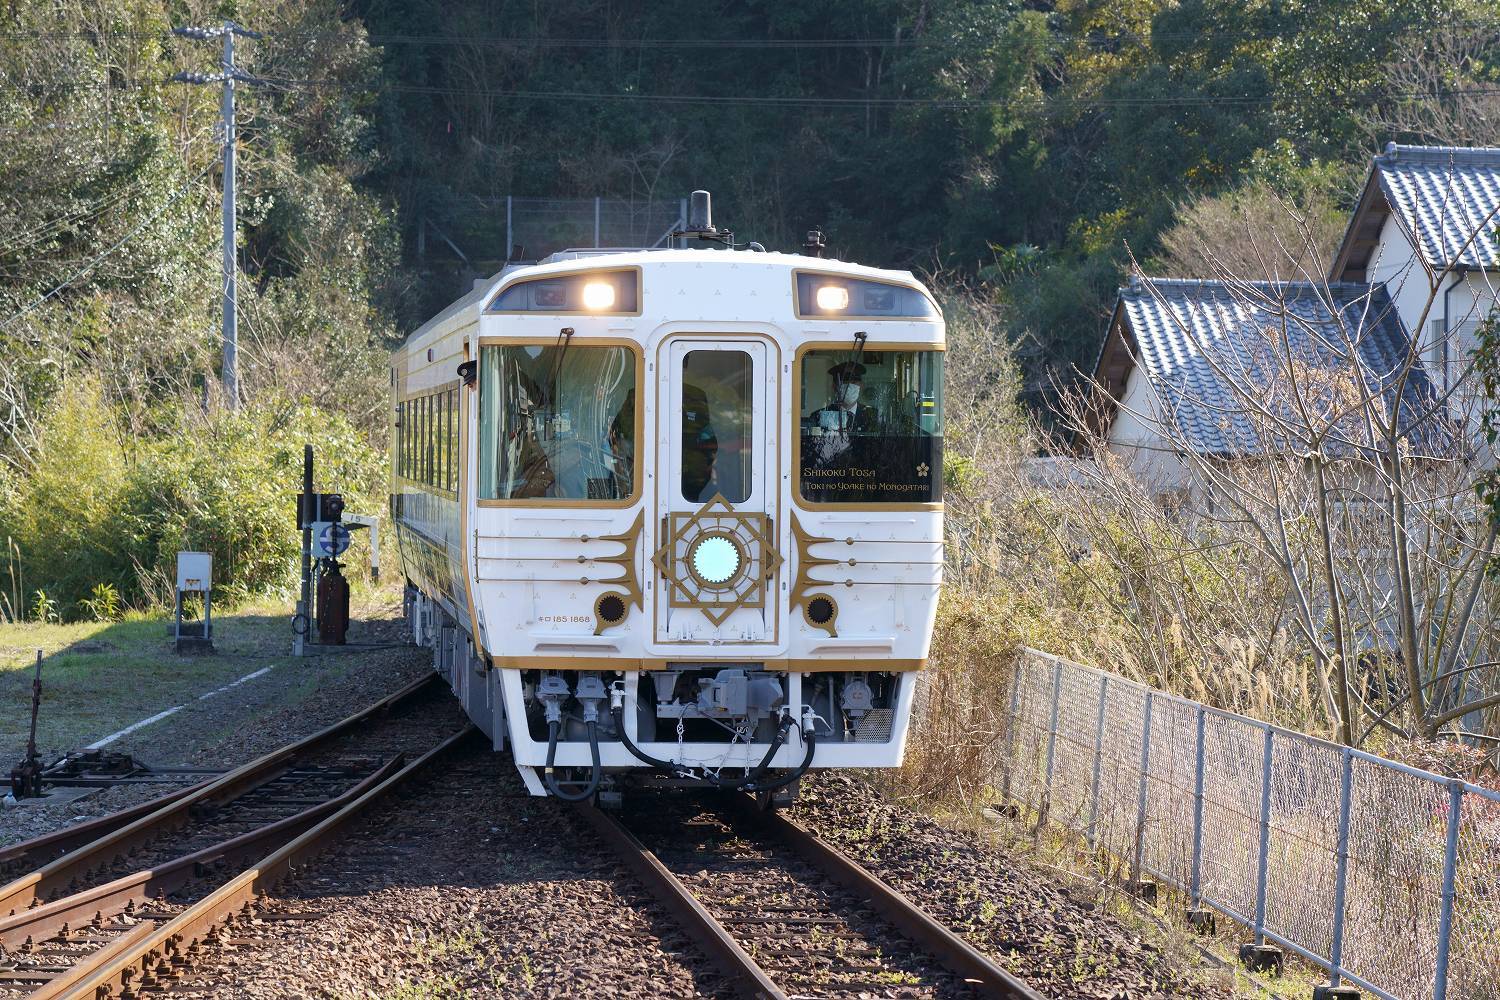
[1189,705,1207,905]
[1000,655,1024,807]
[1086,675,1109,850]
[1041,658,1063,826]
[1433,779,1465,1000]
[1328,746,1353,987]
[1253,726,1275,944]
[593,196,602,247]
[1133,692,1154,880]
[505,195,513,258]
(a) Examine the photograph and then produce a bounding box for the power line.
[10,69,1500,116]
[0,159,217,334]
[245,75,1500,114]
[0,123,220,259]
[4,17,1500,47]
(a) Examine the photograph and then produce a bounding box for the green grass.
[0,604,299,760]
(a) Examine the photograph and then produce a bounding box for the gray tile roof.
[1372,143,1500,270]
[1115,277,1452,458]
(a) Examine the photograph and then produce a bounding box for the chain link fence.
[1005,648,1500,1000]
[504,196,686,259]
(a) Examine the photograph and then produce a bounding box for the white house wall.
[1367,212,1497,461]
[1106,364,1189,490]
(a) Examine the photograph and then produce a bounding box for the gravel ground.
[0,626,1233,998]
[790,773,1232,999]
[173,748,715,999]
[165,768,1228,999]
[0,613,428,848]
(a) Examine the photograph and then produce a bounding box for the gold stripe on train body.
[485,656,927,672]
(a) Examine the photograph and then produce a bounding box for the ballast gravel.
[166,765,1228,999]
[171,749,713,999]
[791,772,1233,999]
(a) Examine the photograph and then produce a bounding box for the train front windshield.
[476,343,637,502]
[798,348,943,504]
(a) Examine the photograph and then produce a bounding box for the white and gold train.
[392,197,945,800]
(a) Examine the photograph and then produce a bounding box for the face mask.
[840,384,861,406]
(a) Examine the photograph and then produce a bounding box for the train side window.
[426,394,435,486]
[477,344,638,503]
[401,401,411,480]
[681,350,752,504]
[446,389,456,492]
[432,395,441,491]
[797,348,944,504]
[421,395,431,485]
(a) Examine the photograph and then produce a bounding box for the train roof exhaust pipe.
[688,189,712,232]
[675,189,733,246]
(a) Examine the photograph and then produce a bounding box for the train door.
[653,338,782,645]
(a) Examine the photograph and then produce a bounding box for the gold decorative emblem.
[916,462,929,477]
[652,494,782,625]
[791,514,840,637]
[592,509,645,635]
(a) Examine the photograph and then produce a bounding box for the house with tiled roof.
[1090,277,1450,487]
[1330,143,1500,396]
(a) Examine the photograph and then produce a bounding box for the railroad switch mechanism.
[9,650,44,798]
[292,444,376,652]
[1312,986,1361,999]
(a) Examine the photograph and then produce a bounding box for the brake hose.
[712,717,793,790]
[544,718,602,802]
[743,721,817,794]
[613,703,696,778]
[614,704,797,789]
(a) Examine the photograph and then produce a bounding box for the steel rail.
[0,755,404,951]
[0,780,212,875]
[0,672,439,914]
[729,798,1047,1000]
[571,802,788,1000]
[36,725,477,1000]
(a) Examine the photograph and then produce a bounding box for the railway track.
[577,796,1047,1000]
[0,673,473,999]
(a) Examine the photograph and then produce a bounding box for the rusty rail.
[572,802,788,1000]
[736,800,1047,1000]
[36,725,476,1000]
[0,672,438,915]
[579,797,1048,1000]
[0,756,402,952]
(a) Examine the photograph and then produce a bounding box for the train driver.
[808,361,878,435]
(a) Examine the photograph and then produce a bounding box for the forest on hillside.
[3,0,1500,618]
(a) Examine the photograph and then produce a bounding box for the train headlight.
[582,281,616,310]
[815,285,849,312]
[796,272,938,318]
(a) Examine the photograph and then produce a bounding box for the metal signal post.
[170,21,262,411]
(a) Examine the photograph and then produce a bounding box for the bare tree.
[1361,23,1500,147]
[1068,185,1500,749]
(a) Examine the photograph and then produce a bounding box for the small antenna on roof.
[803,229,826,258]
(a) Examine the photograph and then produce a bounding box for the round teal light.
[691,536,741,585]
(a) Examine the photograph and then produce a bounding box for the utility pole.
[171,21,261,411]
